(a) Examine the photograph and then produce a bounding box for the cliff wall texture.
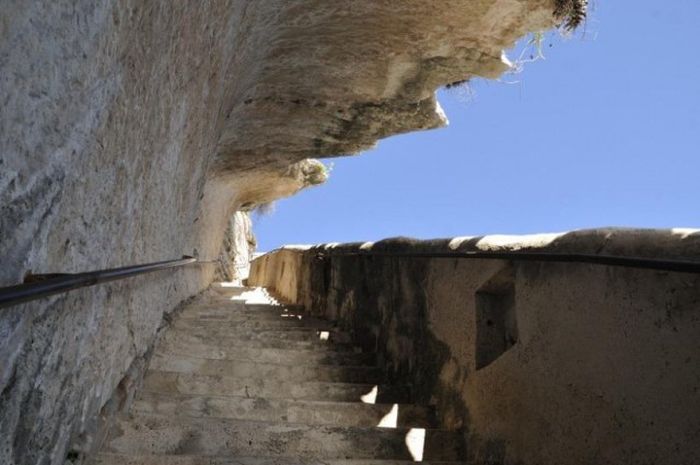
[1,1,577,463]
[250,228,700,465]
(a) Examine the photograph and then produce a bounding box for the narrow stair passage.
[93,285,465,464]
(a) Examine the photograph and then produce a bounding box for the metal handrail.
[6,246,698,310]
[313,250,700,274]
[0,256,202,309]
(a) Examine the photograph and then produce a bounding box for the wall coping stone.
[267,228,700,261]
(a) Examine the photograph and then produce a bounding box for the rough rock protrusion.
[216,211,256,283]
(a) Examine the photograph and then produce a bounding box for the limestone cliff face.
[216,211,256,283]
[1,1,574,463]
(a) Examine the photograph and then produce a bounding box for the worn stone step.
[133,391,435,428]
[178,313,324,327]
[206,288,301,309]
[156,339,375,366]
[162,330,358,352]
[94,453,466,465]
[177,305,317,322]
[142,371,411,403]
[168,326,352,344]
[194,296,304,313]
[172,317,337,332]
[149,354,383,384]
[242,302,307,312]
[102,413,463,460]
[172,313,339,332]
[178,303,301,317]
[202,302,305,315]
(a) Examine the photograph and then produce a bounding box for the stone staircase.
[93,285,465,464]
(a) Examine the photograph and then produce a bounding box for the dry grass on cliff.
[445,0,588,92]
[555,0,588,31]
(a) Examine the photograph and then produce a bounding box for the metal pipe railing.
[0,256,202,310]
[5,247,698,310]
[314,250,700,274]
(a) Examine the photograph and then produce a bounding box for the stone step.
[149,354,383,384]
[205,302,304,314]
[189,299,302,313]
[142,371,411,403]
[177,305,317,322]
[172,317,337,331]
[94,453,466,465]
[202,288,307,312]
[242,302,307,312]
[168,326,352,344]
[102,413,463,460]
[156,339,375,366]
[178,302,297,316]
[179,302,301,314]
[162,330,359,352]
[133,391,435,428]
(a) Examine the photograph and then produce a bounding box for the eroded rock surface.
[216,211,255,283]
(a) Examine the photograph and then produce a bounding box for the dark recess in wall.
[475,265,517,370]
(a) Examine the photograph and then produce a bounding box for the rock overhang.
[212,0,579,178]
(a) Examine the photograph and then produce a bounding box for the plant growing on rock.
[554,0,588,31]
[300,159,330,186]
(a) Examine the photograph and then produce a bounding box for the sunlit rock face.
[0,1,562,462]
[216,211,256,283]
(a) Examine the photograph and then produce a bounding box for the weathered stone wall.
[249,228,700,465]
[1,1,574,463]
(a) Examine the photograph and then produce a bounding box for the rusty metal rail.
[0,256,203,309]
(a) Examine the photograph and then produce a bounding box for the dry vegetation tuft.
[554,0,588,31]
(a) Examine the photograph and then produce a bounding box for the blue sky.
[256,1,700,251]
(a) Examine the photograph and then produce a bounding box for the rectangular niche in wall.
[475,266,517,370]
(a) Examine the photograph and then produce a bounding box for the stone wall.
[1,1,575,463]
[249,228,700,465]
